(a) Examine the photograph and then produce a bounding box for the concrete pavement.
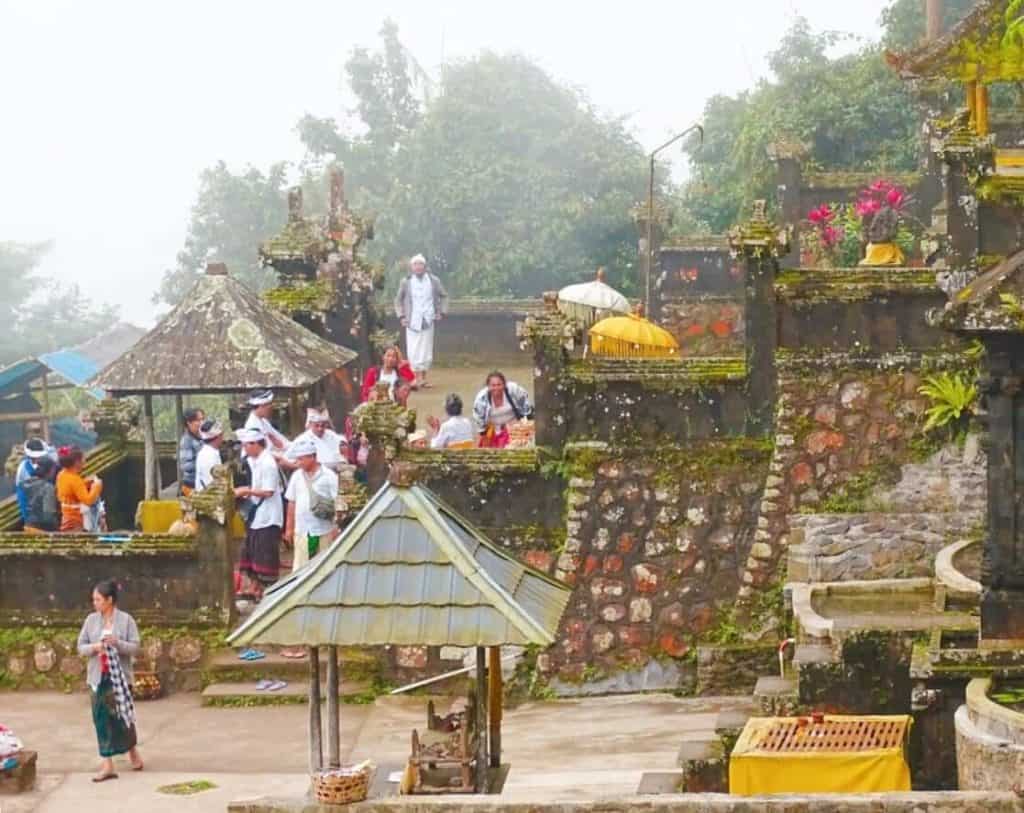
[1,691,755,811]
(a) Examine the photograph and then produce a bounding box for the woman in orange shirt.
[56,446,103,532]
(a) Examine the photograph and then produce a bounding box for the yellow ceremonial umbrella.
[588,312,680,358]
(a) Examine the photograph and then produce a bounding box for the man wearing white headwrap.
[243,389,290,452]
[194,420,225,493]
[394,254,449,389]
[285,408,347,472]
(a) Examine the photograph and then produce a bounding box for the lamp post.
[646,124,704,315]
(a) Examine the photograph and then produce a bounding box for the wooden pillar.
[326,645,341,768]
[289,391,304,437]
[975,84,990,137]
[978,336,1024,645]
[474,647,488,792]
[487,646,502,768]
[40,374,51,443]
[926,0,943,41]
[142,394,158,500]
[967,80,978,130]
[174,394,184,496]
[309,646,323,772]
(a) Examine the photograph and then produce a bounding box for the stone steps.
[753,675,799,716]
[201,677,373,707]
[205,647,381,684]
[674,708,752,793]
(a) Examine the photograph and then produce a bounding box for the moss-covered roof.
[889,0,1024,83]
[937,247,1024,333]
[93,266,356,395]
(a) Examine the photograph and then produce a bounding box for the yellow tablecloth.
[729,715,912,796]
[136,500,182,534]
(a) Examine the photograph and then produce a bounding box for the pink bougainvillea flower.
[821,224,842,248]
[886,187,905,209]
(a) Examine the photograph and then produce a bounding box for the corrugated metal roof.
[228,482,571,647]
[92,268,356,394]
[0,351,104,400]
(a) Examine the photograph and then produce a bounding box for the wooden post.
[289,391,304,437]
[967,80,978,130]
[488,646,502,768]
[174,394,184,496]
[326,645,341,768]
[926,0,943,41]
[976,83,990,137]
[474,647,488,792]
[40,374,51,443]
[309,646,323,772]
[143,394,158,500]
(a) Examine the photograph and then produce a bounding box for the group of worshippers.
[177,390,345,605]
[15,439,106,533]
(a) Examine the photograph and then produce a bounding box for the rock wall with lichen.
[530,440,773,686]
[736,352,964,605]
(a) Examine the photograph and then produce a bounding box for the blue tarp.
[0,351,103,400]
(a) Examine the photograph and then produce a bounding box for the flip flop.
[268,680,288,692]
[92,773,118,782]
[255,679,274,691]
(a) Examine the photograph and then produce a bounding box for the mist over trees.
[0,242,119,365]
[158,0,981,305]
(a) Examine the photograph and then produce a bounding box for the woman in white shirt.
[428,393,476,449]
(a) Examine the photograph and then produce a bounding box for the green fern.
[918,373,977,432]
[999,293,1024,328]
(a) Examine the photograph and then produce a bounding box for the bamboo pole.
[143,395,158,500]
[326,645,340,769]
[174,394,184,496]
[309,646,323,773]
[488,646,502,768]
[475,647,488,792]
[40,374,51,443]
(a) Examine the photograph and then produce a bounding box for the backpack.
[25,478,58,531]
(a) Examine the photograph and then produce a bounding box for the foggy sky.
[2,0,893,326]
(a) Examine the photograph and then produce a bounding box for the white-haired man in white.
[394,254,449,389]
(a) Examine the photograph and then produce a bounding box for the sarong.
[406,325,435,372]
[238,525,281,585]
[91,675,137,758]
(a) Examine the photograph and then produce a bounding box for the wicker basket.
[312,762,375,805]
[133,671,162,701]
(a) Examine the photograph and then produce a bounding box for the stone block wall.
[0,518,235,628]
[776,269,957,353]
[659,299,744,357]
[1,626,221,693]
[386,299,538,366]
[559,359,748,445]
[539,440,772,685]
[696,645,778,696]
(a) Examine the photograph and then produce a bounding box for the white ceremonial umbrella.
[557,269,631,328]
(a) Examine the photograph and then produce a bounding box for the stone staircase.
[674,704,758,793]
[200,647,376,707]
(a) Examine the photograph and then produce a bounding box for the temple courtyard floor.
[2,691,755,812]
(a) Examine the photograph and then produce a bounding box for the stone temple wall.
[533,440,772,688]
[737,352,965,606]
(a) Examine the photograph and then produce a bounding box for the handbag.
[305,471,336,521]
